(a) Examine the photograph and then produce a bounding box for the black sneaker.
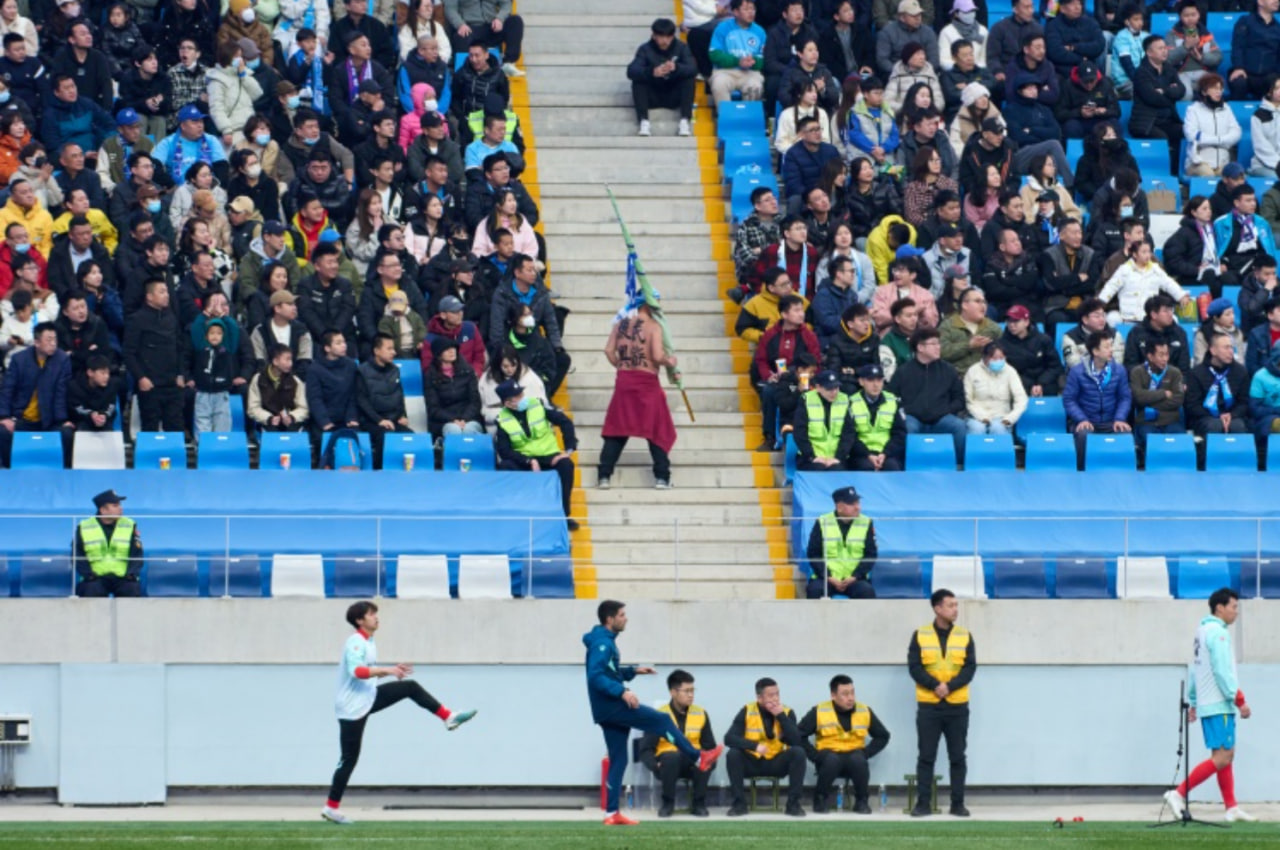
[853,799,872,814]
[726,287,745,304]
[812,796,830,814]
[727,801,749,817]
[691,804,709,817]
[657,801,674,818]
[950,804,970,817]
[911,803,932,817]
[785,801,806,818]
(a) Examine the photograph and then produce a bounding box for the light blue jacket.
[1213,212,1278,261]
[1109,28,1147,87]
[1189,615,1238,718]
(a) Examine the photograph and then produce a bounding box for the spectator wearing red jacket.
[0,222,46,297]
[421,295,486,374]
[754,294,820,450]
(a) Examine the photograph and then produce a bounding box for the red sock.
[1178,758,1219,796]
[434,706,451,721]
[326,800,340,810]
[1216,764,1237,809]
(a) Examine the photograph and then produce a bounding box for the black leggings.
[327,680,442,803]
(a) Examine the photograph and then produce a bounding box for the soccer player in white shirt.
[322,600,477,825]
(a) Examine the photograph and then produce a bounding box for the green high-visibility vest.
[497,399,560,457]
[467,108,520,142]
[78,517,135,578]
[848,392,898,453]
[805,390,850,458]
[817,513,870,581]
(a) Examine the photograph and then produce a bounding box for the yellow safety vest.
[817,513,870,581]
[496,399,560,457]
[848,391,898,453]
[915,624,971,704]
[467,108,520,142]
[743,702,790,760]
[655,703,706,757]
[78,517,135,578]
[805,390,849,458]
[814,701,870,753]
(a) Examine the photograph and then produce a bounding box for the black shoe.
[853,799,872,815]
[755,439,778,452]
[727,801,749,817]
[566,518,580,532]
[785,801,806,818]
[950,804,970,817]
[911,804,932,818]
[657,801,674,818]
[691,804,709,818]
[812,797,830,814]
[726,287,745,304]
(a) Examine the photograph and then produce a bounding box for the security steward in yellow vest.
[73,490,143,598]
[847,363,906,472]
[908,588,977,818]
[792,370,855,471]
[493,379,580,531]
[723,677,808,818]
[797,674,891,813]
[804,486,877,599]
[637,669,718,818]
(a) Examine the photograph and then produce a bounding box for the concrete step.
[524,73,635,97]
[525,13,664,27]
[585,501,770,525]
[540,182,713,200]
[519,0,672,15]
[564,315,732,339]
[535,136,709,151]
[572,351,741,374]
[591,540,778,566]
[541,197,712,223]
[550,276,723,300]
[589,523,767,544]
[595,579,779,601]
[545,221,719,238]
[528,108,701,137]
[584,485,766,504]
[575,449,754,468]
[524,28,653,52]
[577,463,762,488]
[575,429,754,452]
[571,411,759,431]
[562,297,729,314]
[538,161,714,185]
[599,563,776,582]
[560,329,737,350]
[567,389,744,415]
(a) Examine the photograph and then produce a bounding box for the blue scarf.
[778,240,808,292]
[1085,357,1112,391]
[166,133,214,183]
[1143,364,1166,421]
[511,279,535,305]
[1203,365,1234,416]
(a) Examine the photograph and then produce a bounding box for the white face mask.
[63,3,81,17]
[423,99,438,113]
[245,163,262,179]
[520,315,536,329]
[957,10,975,23]
[241,8,255,23]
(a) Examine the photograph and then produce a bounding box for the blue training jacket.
[583,624,636,722]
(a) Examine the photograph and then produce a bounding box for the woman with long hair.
[345,189,385,278]
[846,156,903,241]
[815,221,876,304]
[406,194,449,267]
[962,164,1003,231]
[175,218,238,303]
[225,146,281,221]
[897,80,936,134]
[0,112,31,187]
[472,190,538,257]
[816,157,847,212]
[1075,121,1139,203]
[1163,194,1232,298]
[479,344,548,431]
[903,146,958,225]
[1019,153,1080,220]
[397,0,452,64]
[947,83,1000,153]
[775,79,832,152]
[169,162,225,234]
[423,337,483,440]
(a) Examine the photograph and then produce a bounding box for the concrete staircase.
[521,0,788,600]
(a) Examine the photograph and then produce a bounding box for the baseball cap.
[450,256,477,274]
[857,363,885,380]
[228,196,256,215]
[832,486,861,504]
[358,79,382,95]
[115,108,141,126]
[92,489,125,508]
[237,37,260,61]
[943,264,969,282]
[177,104,204,123]
[898,0,924,14]
[1006,305,1032,321]
[936,221,962,238]
[981,117,1005,134]
[813,369,841,390]
[423,111,444,128]
[263,220,286,236]
[496,379,524,401]
[269,290,297,306]
[1223,162,1246,179]
[438,295,465,313]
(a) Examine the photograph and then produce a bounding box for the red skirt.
[601,369,677,454]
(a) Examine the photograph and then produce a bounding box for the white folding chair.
[457,555,513,599]
[1116,557,1171,599]
[270,554,325,597]
[71,432,126,469]
[930,556,987,599]
[395,555,451,599]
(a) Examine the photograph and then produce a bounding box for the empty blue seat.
[10,432,63,469]
[1024,433,1077,471]
[442,433,496,472]
[963,434,1015,470]
[381,432,434,471]
[1084,433,1136,471]
[1268,434,1280,471]
[723,137,772,180]
[1054,558,1111,598]
[1176,556,1231,599]
[1118,99,1133,129]
[717,100,766,139]
[1187,177,1220,201]
[1223,284,1242,313]
[1248,177,1276,199]
[396,359,424,397]
[522,556,576,599]
[782,433,798,484]
[333,557,382,597]
[145,556,199,597]
[19,555,73,597]
[992,558,1049,599]
[132,432,189,470]
[1207,12,1242,46]
[208,556,263,597]
[229,393,245,433]
[0,556,9,597]
[872,558,924,599]
[1144,433,1197,472]
[198,432,250,469]
[259,432,312,470]
[1016,396,1066,437]
[906,434,956,471]
[1129,139,1167,175]
[1240,558,1280,599]
[1205,434,1257,472]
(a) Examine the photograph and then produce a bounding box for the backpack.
[321,427,365,471]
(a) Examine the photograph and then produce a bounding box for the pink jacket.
[869,283,939,334]
[398,82,442,153]
[472,215,538,258]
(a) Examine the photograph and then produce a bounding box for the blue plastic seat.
[1205,434,1257,472]
[333,556,382,597]
[1024,433,1077,471]
[198,432,250,469]
[10,432,63,469]
[1176,556,1231,599]
[906,434,956,471]
[1144,433,1197,472]
[259,432,312,470]
[522,556,576,599]
[1222,284,1242,314]
[19,555,73,597]
[783,433,798,484]
[145,556,199,597]
[442,433,496,472]
[1187,177,1220,201]
[1268,434,1280,471]
[872,558,924,599]
[229,393,245,433]
[722,137,772,180]
[381,432,435,472]
[1207,13,1242,47]
[396,359,424,397]
[717,100,766,139]
[729,171,779,223]
[132,432,189,470]
[1247,177,1276,199]
[963,434,1015,470]
[1054,558,1111,598]
[1240,558,1280,599]
[1128,139,1167,176]
[992,558,1049,599]
[0,556,8,597]
[1084,433,1137,471]
[1016,396,1066,438]
[1118,99,1133,129]
[208,556,263,597]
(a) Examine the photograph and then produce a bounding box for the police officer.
[724,677,807,818]
[804,486,877,599]
[638,669,718,818]
[493,379,579,530]
[847,363,905,471]
[797,674,891,814]
[792,369,853,471]
[73,490,143,598]
[909,588,977,817]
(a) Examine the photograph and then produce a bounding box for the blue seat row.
[906,430,1268,471]
[127,432,497,471]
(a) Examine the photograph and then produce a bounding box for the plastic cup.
[460,458,472,472]
[799,374,810,391]
[403,453,415,472]
[775,358,787,373]
[159,457,171,470]
[280,452,291,470]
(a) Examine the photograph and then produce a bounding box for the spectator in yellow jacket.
[52,188,119,255]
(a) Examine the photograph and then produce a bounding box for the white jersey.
[334,631,377,721]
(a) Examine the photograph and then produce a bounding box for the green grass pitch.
[0,821,1277,849]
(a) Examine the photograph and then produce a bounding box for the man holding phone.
[627,18,698,138]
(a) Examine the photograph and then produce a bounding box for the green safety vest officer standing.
[74,489,143,598]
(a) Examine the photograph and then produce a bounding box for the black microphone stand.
[1150,680,1225,829]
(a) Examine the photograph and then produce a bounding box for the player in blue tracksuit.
[584,599,724,825]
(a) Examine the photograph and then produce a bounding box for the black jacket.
[328,59,396,146]
[845,177,902,239]
[999,327,1064,395]
[55,313,114,372]
[724,704,803,753]
[49,45,115,112]
[958,135,1016,199]
[296,273,357,342]
[1074,136,1139,204]
[306,355,360,429]
[355,359,406,424]
[1055,74,1121,126]
[1038,243,1100,309]
[804,515,879,580]
[979,210,1035,260]
[1123,317,1191,371]
[488,279,562,351]
[764,20,819,78]
[47,239,114,300]
[817,22,874,84]
[329,13,396,70]
[638,702,719,769]
[190,343,237,393]
[66,372,119,429]
[1130,58,1186,136]
[505,327,558,388]
[423,361,482,432]
[1162,217,1219,290]
[357,279,429,355]
[824,327,881,394]
[1184,360,1252,431]
[122,304,187,385]
[464,176,539,232]
[451,54,509,121]
[980,251,1041,319]
[886,357,965,424]
[494,404,577,466]
[626,37,698,87]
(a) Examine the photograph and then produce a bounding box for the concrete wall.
[1,600,1276,803]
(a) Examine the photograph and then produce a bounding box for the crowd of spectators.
[0,0,585,471]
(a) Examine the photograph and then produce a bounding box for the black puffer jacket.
[451,53,509,121]
[355,359,406,425]
[846,177,902,239]
[424,361,482,434]
[999,327,1064,395]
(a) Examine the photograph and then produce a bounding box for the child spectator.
[67,353,120,432]
[376,289,426,358]
[0,285,33,365]
[191,318,237,433]
[101,3,144,79]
